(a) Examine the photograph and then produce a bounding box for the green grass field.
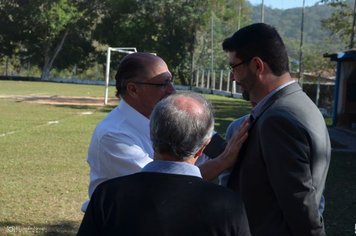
[0,81,114,235]
[0,80,354,235]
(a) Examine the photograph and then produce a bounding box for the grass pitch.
[0,80,353,235]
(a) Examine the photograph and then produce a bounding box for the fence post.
[201,70,205,88]
[232,80,236,94]
[219,70,223,91]
[212,71,216,90]
[226,70,230,92]
[207,71,210,89]
[5,56,9,76]
[316,75,320,106]
[195,70,200,87]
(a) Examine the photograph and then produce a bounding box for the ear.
[194,139,211,159]
[252,57,265,76]
[126,82,139,98]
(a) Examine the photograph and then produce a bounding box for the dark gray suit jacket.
[78,172,245,236]
[228,82,330,236]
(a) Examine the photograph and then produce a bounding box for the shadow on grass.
[324,151,356,236]
[54,104,116,113]
[0,220,80,235]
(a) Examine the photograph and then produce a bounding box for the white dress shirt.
[82,99,153,211]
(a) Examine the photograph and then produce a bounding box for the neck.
[123,96,150,118]
[252,72,293,103]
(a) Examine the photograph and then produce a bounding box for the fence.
[191,69,243,98]
[0,68,336,117]
[190,69,335,117]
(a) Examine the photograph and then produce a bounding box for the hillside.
[247,1,348,63]
[250,2,334,43]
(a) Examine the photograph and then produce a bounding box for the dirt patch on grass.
[0,95,118,106]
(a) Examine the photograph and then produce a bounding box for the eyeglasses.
[131,79,174,89]
[229,58,253,73]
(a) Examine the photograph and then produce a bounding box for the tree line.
[0,0,353,84]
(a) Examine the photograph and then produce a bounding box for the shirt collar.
[141,160,202,178]
[251,80,296,119]
[119,99,150,137]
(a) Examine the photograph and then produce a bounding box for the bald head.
[115,52,167,98]
[150,92,214,160]
[172,96,205,118]
[114,52,175,118]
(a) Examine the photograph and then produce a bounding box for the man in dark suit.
[77,92,249,236]
[222,23,330,236]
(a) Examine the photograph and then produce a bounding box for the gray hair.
[150,92,214,160]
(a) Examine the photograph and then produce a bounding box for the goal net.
[104,47,137,105]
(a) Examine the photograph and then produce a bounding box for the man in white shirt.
[82,52,249,211]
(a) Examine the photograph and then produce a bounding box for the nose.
[166,83,176,94]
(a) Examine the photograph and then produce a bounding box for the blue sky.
[248,0,322,9]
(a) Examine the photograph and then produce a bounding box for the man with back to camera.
[77,92,249,236]
[222,23,330,236]
[82,52,249,212]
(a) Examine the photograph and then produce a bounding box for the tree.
[0,1,25,75]
[93,0,210,85]
[193,0,251,72]
[0,1,21,58]
[0,0,106,80]
[50,0,106,73]
[19,0,82,80]
[321,0,355,49]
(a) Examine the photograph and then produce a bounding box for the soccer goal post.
[104,47,137,105]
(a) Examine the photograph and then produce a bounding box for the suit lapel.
[227,82,302,190]
[253,82,302,124]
